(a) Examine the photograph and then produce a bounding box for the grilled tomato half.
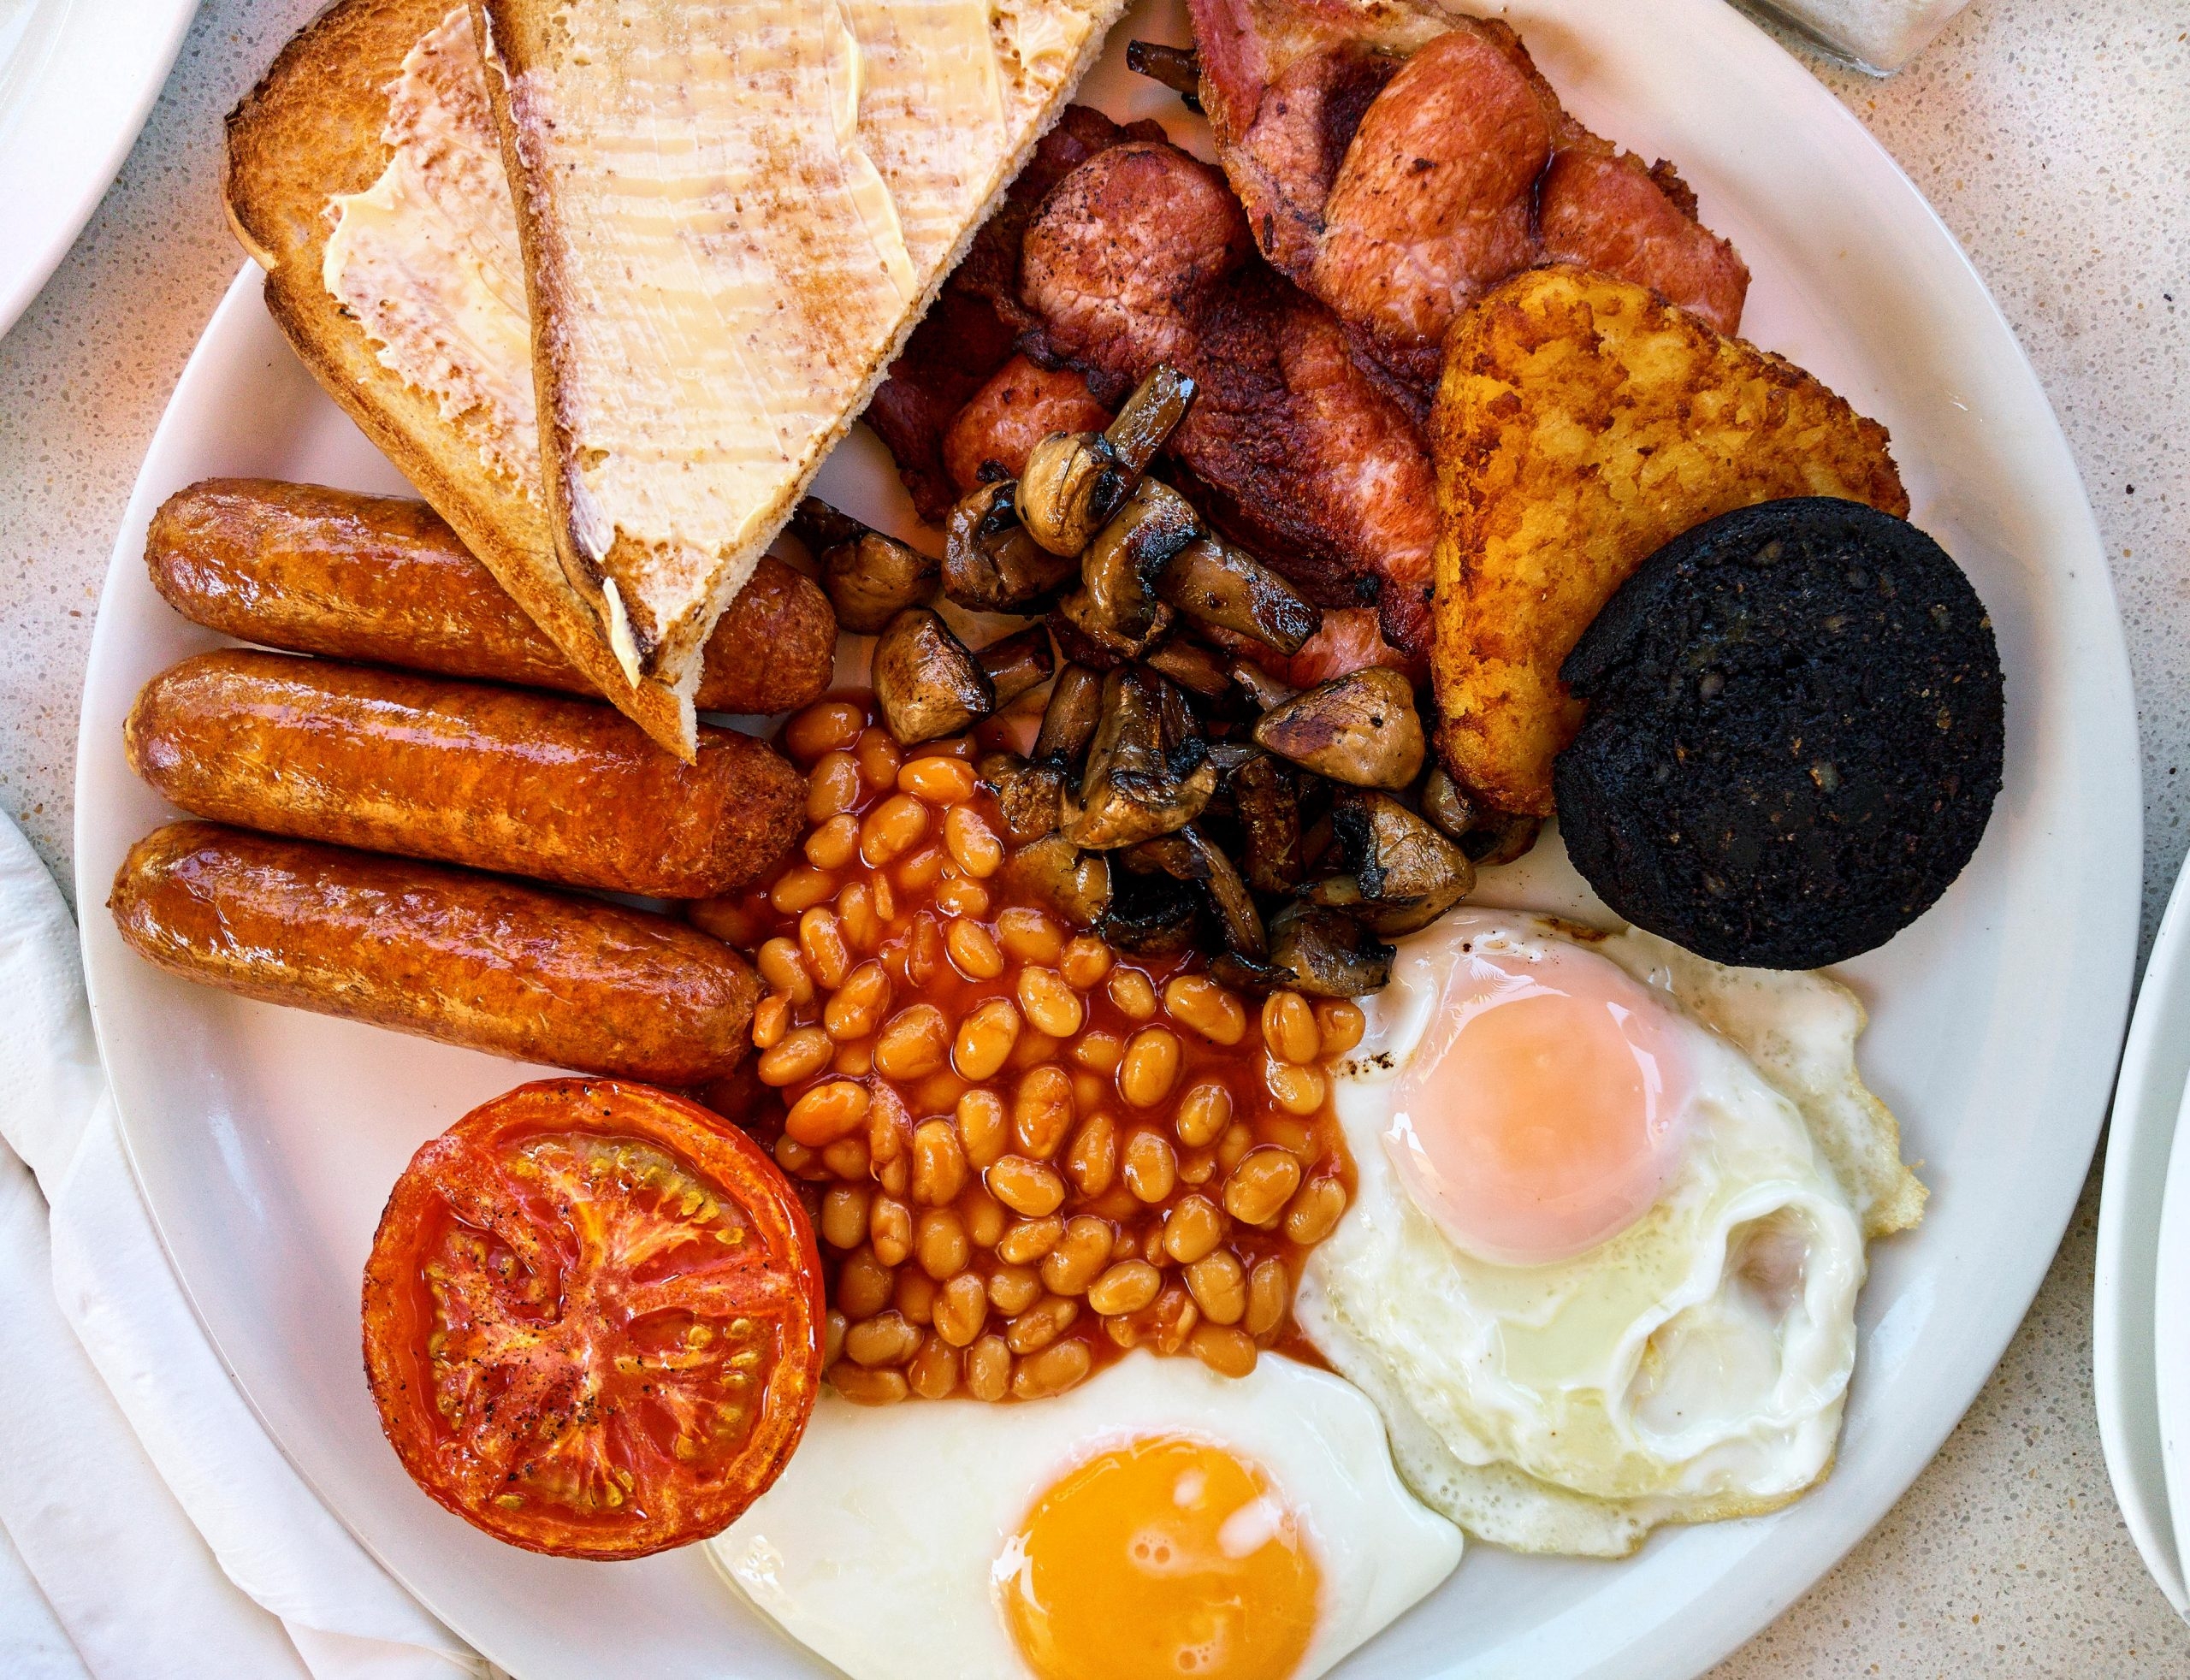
[362,1078,824,1559]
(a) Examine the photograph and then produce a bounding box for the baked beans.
[712,694,1354,1403]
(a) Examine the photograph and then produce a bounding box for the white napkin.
[0,808,487,1680]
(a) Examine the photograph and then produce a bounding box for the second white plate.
[2098,851,2190,1616]
[0,0,197,340]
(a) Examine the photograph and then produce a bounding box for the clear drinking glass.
[1737,0,1976,74]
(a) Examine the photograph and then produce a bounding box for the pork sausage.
[145,479,838,716]
[125,649,802,898]
[110,823,759,1084]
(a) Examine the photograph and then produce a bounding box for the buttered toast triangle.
[473,0,1129,695]
[1429,267,1909,817]
[224,0,708,754]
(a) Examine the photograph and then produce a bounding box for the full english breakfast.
[100,0,2019,1665]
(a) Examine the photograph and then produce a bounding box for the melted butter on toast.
[322,9,538,490]
[525,0,926,686]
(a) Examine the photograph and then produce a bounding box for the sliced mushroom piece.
[943,481,1080,612]
[1157,536,1322,655]
[1061,666,1216,849]
[1418,765,1481,843]
[1033,664,1104,767]
[790,498,938,635]
[1018,431,1128,557]
[999,832,1113,928]
[1209,949,1301,994]
[1230,657,1296,712]
[975,625,1055,709]
[872,607,994,745]
[1418,765,1543,867]
[1099,866,1204,956]
[1229,750,1305,893]
[1142,636,1233,699]
[1045,607,1128,673]
[1203,740,1260,779]
[1309,790,1475,935]
[1252,666,1425,789]
[1056,585,1172,660]
[1102,363,1196,479]
[1267,902,1395,999]
[829,535,939,635]
[1126,825,1268,961]
[788,496,866,553]
[1118,837,1184,874]
[1461,810,1543,868]
[1125,40,1203,111]
[1059,477,1199,657]
[982,753,1068,845]
[1299,807,1336,878]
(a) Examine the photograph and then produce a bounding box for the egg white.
[1295,911,1922,1557]
[707,1351,1463,1679]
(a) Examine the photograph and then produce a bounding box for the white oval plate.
[2097,849,2190,1617]
[0,0,196,340]
[74,2,2138,1676]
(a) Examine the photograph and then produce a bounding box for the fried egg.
[1294,910,1923,1558]
[706,1352,1462,1680]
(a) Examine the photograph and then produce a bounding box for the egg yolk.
[1387,938,1692,1266]
[997,1435,1320,1680]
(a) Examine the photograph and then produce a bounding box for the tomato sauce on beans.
[691,695,1359,1405]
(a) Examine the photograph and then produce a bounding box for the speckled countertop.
[0,0,2184,1672]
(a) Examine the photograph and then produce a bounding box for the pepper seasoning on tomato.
[362,1078,825,1559]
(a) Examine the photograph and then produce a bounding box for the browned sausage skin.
[704,557,842,716]
[109,823,758,1084]
[125,650,802,898]
[145,479,838,716]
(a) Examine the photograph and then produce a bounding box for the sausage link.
[125,649,802,898]
[701,555,843,717]
[146,479,838,715]
[109,823,759,1084]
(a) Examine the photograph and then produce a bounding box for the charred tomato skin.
[361,1078,825,1559]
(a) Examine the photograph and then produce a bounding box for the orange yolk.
[998,1435,1321,1680]
[1387,939,1691,1266]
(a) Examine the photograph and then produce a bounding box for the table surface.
[2,0,2184,1671]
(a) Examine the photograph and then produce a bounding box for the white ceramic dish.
[74,1,2139,1675]
[0,0,196,340]
[2157,1114,2190,1612]
[2097,852,2190,1616]
[2146,955,2190,1620]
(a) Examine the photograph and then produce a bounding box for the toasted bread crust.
[1429,268,1908,816]
[474,0,1132,690]
[223,0,704,756]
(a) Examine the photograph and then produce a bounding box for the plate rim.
[71,0,2142,1672]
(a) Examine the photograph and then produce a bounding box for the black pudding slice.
[1554,497,2004,969]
